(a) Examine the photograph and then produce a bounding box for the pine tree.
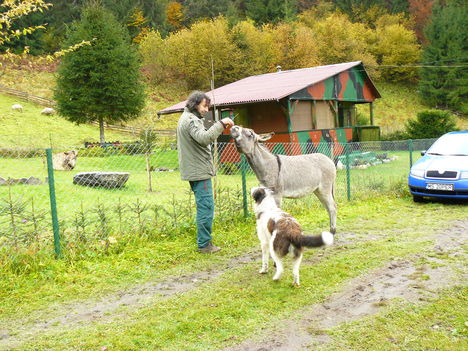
[405,110,458,139]
[245,0,298,24]
[183,0,230,22]
[419,0,468,114]
[54,2,145,143]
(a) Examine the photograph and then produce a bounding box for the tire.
[413,195,425,203]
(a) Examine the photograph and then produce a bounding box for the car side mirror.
[421,150,426,156]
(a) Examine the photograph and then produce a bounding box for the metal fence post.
[345,142,351,201]
[408,139,413,168]
[241,154,249,218]
[45,148,61,258]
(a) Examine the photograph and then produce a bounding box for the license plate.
[426,183,454,191]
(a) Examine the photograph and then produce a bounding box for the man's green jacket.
[177,107,225,181]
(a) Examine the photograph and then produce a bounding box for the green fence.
[0,139,437,261]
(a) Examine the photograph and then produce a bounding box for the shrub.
[380,130,409,141]
[0,148,43,158]
[405,110,459,139]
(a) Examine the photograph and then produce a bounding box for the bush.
[380,130,409,141]
[0,148,44,158]
[405,110,459,139]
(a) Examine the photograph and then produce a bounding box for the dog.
[251,186,334,286]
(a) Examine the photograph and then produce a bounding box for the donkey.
[231,125,337,234]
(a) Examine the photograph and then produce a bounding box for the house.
[158,61,381,160]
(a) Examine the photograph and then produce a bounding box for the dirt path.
[0,221,465,350]
[220,220,468,351]
[0,230,371,350]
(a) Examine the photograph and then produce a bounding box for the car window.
[427,134,468,155]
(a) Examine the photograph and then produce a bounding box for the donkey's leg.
[314,185,337,234]
[273,194,282,208]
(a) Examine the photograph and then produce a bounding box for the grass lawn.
[0,148,420,249]
[320,286,467,351]
[0,195,465,350]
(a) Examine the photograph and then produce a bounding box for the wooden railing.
[0,84,55,107]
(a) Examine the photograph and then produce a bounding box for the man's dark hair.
[186,91,211,112]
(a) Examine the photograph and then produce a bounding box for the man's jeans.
[189,179,214,249]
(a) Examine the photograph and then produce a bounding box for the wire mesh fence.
[0,138,437,263]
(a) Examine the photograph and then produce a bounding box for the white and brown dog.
[251,186,334,286]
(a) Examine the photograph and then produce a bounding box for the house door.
[338,102,356,127]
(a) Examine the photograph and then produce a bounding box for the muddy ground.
[1,219,466,350]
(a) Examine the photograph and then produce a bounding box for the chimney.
[276,65,282,72]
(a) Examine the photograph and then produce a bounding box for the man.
[177,91,234,253]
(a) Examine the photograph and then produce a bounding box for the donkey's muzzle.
[230,125,240,139]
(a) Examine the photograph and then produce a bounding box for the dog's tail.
[295,232,334,248]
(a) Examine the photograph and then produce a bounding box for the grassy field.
[0,68,184,132]
[0,94,133,148]
[0,146,422,257]
[0,194,466,350]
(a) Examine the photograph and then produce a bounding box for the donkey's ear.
[257,132,274,142]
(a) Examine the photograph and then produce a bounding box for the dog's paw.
[292,281,300,288]
[259,269,268,274]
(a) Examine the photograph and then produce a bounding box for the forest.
[1,0,467,116]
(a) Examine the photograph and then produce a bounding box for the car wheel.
[413,195,425,203]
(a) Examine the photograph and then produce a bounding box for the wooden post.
[370,102,374,126]
[286,99,293,134]
[334,100,339,127]
[213,108,219,200]
[312,100,317,129]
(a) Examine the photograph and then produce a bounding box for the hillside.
[0,68,185,131]
[0,94,134,148]
[1,68,466,147]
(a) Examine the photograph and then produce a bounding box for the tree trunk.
[99,117,105,144]
[146,153,153,192]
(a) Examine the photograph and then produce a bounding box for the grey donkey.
[231,125,337,234]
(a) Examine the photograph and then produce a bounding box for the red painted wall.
[248,102,288,133]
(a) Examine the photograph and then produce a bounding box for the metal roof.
[158,61,370,115]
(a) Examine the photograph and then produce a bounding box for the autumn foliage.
[408,0,433,44]
[140,12,421,90]
[166,1,184,29]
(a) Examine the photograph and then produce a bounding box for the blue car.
[408,131,468,202]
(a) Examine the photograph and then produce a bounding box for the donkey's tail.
[295,232,334,248]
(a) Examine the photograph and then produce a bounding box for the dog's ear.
[252,187,266,204]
